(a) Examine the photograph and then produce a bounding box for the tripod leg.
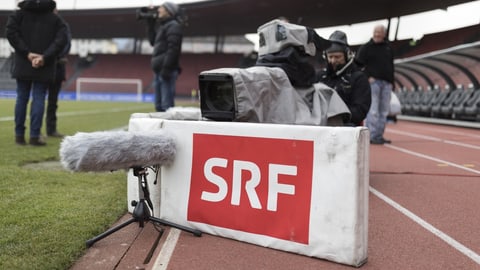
[149,216,202,237]
[86,218,137,247]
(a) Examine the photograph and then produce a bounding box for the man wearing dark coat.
[6,0,68,146]
[45,8,71,138]
[317,30,371,126]
[355,25,394,144]
[147,2,183,112]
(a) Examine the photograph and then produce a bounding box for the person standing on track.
[356,24,394,144]
[6,0,69,146]
[147,1,184,112]
[45,7,71,138]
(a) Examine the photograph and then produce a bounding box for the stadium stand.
[176,53,244,96]
[61,52,244,97]
[394,24,480,58]
[0,22,478,121]
[0,54,15,91]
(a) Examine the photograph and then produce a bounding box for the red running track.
[71,120,480,270]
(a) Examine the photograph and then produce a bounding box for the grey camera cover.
[257,19,316,56]
[200,66,351,126]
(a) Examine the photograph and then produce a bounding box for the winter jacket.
[5,0,69,83]
[148,17,183,77]
[55,23,72,82]
[355,39,394,84]
[317,59,371,126]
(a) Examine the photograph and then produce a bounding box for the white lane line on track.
[410,126,480,139]
[0,106,150,122]
[388,129,480,150]
[370,187,480,265]
[152,228,181,270]
[385,144,480,174]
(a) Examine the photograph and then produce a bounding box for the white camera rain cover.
[257,19,316,56]
[200,66,350,125]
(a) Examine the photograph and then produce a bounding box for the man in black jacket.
[317,30,371,126]
[147,2,183,112]
[6,0,68,146]
[355,25,394,144]
[46,7,71,138]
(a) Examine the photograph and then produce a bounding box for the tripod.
[86,166,202,247]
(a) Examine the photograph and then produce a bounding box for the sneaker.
[47,131,64,138]
[15,136,27,146]
[29,137,47,146]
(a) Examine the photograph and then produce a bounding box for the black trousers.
[46,78,62,135]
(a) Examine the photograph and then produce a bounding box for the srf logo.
[188,134,313,244]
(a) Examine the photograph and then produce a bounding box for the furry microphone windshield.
[59,130,176,172]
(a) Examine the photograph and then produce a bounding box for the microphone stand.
[86,166,202,247]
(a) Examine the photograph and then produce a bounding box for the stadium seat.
[438,85,465,118]
[461,89,480,120]
[400,88,417,114]
[452,86,476,118]
[396,88,408,104]
[410,88,427,115]
[419,86,442,116]
[430,86,454,117]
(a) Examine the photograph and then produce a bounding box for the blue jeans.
[366,79,392,141]
[15,79,48,138]
[154,70,178,112]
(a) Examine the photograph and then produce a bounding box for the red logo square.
[187,133,313,244]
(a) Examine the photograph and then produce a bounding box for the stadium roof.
[0,0,475,39]
[395,41,480,90]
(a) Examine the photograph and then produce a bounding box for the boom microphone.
[59,130,176,172]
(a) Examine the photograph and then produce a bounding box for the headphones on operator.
[323,30,353,61]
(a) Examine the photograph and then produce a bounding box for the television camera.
[199,19,351,125]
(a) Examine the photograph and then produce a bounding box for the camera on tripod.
[199,19,351,126]
[136,7,159,20]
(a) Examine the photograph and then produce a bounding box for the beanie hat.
[325,30,349,53]
[18,0,56,11]
[162,1,179,17]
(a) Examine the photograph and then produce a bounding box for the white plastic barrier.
[127,115,369,267]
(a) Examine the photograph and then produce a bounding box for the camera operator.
[317,31,371,126]
[145,2,183,112]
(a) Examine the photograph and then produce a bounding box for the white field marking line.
[370,187,480,264]
[0,105,150,122]
[384,144,480,174]
[152,228,181,270]
[388,129,480,151]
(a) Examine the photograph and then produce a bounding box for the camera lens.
[206,81,234,111]
[199,74,235,121]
